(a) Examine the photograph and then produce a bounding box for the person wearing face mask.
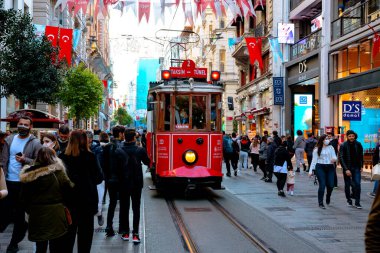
[1,116,42,253]
[57,125,70,155]
[41,133,60,154]
[308,134,337,209]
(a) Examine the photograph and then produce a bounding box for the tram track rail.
[208,198,273,253]
[166,194,273,253]
[166,198,200,253]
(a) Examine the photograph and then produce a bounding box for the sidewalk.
[221,164,376,253]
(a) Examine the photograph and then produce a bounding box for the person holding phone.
[1,116,42,253]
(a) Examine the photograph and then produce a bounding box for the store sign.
[342,101,362,121]
[311,15,322,32]
[273,77,284,105]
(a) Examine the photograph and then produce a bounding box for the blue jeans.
[343,167,361,205]
[373,180,379,194]
[315,164,335,205]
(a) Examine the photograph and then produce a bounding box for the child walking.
[287,168,295,196]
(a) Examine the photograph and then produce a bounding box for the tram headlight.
[182,150,198,165]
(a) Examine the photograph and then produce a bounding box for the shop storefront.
[337,87,380,152]
[286,54,321,137]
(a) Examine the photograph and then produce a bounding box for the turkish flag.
[373,33,380,60]
[102,80,108,89]
[138,0,150,23]
[245,37,263,70]
[45,26,59,47]
[74,0,89,15]
[59,28,73,66]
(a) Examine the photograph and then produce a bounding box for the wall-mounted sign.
[273,77,284,105]
[278,23,295,44]
[311,15,323,32]
[342,101,362,121]
[294,94,313,138]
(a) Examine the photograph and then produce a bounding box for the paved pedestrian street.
[0,165,375,253]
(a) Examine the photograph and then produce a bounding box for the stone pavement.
[222,165,376,253]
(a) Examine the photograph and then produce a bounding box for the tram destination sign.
[169,59,207,79]
[342,101,362,121]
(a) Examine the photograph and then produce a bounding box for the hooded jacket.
[19,159,73,242]
[1,134,42,178]
[293,135,306,150]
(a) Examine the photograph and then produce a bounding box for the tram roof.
[149,80,224,93]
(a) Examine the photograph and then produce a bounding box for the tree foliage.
[59,63,103,122]
[114,107,133,126]
[0,9,65,104]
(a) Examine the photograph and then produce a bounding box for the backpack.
[232,140,240,153]
[119,147,140,189]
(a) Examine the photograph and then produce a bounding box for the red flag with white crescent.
[138,0,150,23]
[373,33,380,60]
[59,28,73,66]
[245,37,263,70]
[45,26,59,47]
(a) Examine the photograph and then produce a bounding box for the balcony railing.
[290,0,305,11]
[332,0,380,41]
[290,29,322,60]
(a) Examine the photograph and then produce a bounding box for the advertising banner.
[278,23,295,44]
[294,94,313,137]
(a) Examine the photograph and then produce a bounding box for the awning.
[1,109,64,129]
[234,113,247,121]
[254,0,266,11]
[250,107,270,116]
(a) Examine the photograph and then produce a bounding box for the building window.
[249,64,256,81]
[332,39,380,80]
[219,18,225,28]
[219,49,225,72]
[240,70,246,87]
[262,53,269,74]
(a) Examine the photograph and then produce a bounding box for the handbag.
[372,164,380,181]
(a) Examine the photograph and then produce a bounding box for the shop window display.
[339,87,380,151]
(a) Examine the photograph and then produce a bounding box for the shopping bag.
[372,164,380,181]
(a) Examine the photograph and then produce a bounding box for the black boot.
[303,164,307,171]
[296,168,300,172]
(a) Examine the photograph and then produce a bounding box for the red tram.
[146,60,224,190]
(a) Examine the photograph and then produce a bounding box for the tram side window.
[164,94,171,131]
[211,95,217,131]
[192,96,206,129]
[175,95,189,129]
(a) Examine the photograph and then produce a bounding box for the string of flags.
[53,0,265,24]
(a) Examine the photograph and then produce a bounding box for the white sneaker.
[290,191,294,196]
[249,165,253,169]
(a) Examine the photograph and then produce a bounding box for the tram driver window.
[192,96,206,129]
[175,95,190,129]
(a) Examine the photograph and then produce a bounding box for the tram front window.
[192,96,206,129]
[175,95,189,129]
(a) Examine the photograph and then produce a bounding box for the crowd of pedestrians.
[0,116,150,253]
[222,128,370,210]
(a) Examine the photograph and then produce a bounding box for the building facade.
[328,0,380,150]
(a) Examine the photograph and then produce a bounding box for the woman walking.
[41,133,60,154]
[258,136,268,180]
[273,142,293,196]
[19,147,73,253]
[308,134,337,209]
[238,135,251,171]
[59,130,103,253]
[249,137,260,172]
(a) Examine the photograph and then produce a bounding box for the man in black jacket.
[116,128,150,244]
[339,130,364,209]
[103,125,125,237]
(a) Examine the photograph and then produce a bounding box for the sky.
[109,5,187,102]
